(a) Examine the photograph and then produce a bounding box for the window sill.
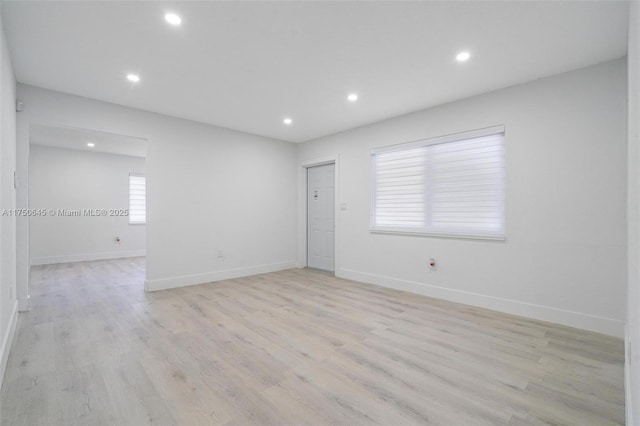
[370,228,505,242]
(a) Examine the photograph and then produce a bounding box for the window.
[129,173,146,224]
[371,126,505,240]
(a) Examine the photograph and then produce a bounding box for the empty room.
[0,1,638,425]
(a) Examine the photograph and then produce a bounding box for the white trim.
[371,124,505,154]
[300,157,336,168]
[626,325,634,426]
[31,249,146,265]
[144,260,297,292]
[1,301,19,389]
[370,228,506,241]
[337,267,624,338]
[298,156,340,272]
[17,297,29,312]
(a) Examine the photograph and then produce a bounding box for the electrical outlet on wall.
[217,249,224,260]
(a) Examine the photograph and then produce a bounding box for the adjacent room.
[29,125,147,268]
[0,1,638,425]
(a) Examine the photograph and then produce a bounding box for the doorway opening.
[27,124,147,298]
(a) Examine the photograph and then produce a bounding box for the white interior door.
[307,164,335,272]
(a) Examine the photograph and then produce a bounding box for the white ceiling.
[2,1,629,143]
[30,124,147,158]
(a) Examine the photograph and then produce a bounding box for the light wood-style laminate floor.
[0,258,625,425]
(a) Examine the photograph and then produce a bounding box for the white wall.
[16,84,298,296]
[627,2,640,424]
[0,3,18,389]
[29,146,145,265]
[299,58,627,337]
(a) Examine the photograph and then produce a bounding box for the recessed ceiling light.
[456,51,471,62]
[87,142,95,148]
[283,117,293,125]
[165,13,182,26]
[347,93,358,102]
[126,73,140,83]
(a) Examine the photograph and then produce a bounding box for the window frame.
[128,172,146,225]
[370,125,506,241]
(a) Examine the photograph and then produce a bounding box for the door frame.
[298,156,340,272]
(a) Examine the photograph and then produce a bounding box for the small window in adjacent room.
[129,173,146,224]
[371,125,505,240]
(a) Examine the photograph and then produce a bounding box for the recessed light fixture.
[165,13,182,26]
[126,73,140,83]
[347,93,358,102]
[456,51,471,62]
[283,117,293,125]
[87,142,95,148]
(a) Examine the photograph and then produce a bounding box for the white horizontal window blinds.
[371,126,505,240]
[129,173,146,224]
[428,133,505,238]
[373,146,427,229]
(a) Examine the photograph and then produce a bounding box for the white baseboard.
[31,250,146,265]
[0,301,19,389]
[626,325,634,426]
[145,260,298,292]
[17,297,28,312]
[338,268,624,338]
